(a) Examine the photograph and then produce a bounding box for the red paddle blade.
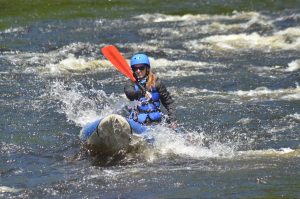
[101,45,136,82]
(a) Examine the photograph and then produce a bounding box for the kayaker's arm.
[124,80,144,101]
[156,79,177,123]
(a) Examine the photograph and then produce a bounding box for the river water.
[1,1,300,198]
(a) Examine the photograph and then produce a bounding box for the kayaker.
[124,53,177,133]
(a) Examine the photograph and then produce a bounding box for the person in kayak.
[124,53,177,134]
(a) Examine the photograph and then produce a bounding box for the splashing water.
[49,81,128,127]
[48,80,239,161]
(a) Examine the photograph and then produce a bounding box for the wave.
[2,42,225,77]
[135,11,266,23]
[229,86,300,101]
[249,59,300,76]
[138,125,299,161]
[133,12,300,53]
[175,86,300,102]
[286,113,300,121]
[0,26,26,34]
[236,148,299,158]
[136,12,276,47]
[1,42,110,75]
[43,54,110,74]
[49,81,130,127]
[187,27,300,52]
[286,59,300,72]
[0,186,23,193]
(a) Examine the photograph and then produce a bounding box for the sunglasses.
[132,65,146,72]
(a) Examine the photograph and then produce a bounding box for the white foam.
[151,58,207,68]
[135,11,263,23]
[267,126,293,135]
[237,118,252,125]
[236,148,295,158]
[149,58,223,78]
[175,85,300,102]
[157,69,205,78]
[229,86,300,101]
[2,42,110,75]
[1,26,25,34]
[286,59,300,72]
[278,147,295,153]
[188,27,300,52]
[44,54,110,74]
[91,55,219,78]
[50,82,101,126]
[136,12,274,44]
[50,81,128,127]
[0,186,22,193]
[274,13,300,23]
[287,113,300,120]
[1,142,27,155]
[149,126,235,159]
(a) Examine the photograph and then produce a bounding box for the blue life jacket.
[129,79,162,124]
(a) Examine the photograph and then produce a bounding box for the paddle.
[101,45,146,94]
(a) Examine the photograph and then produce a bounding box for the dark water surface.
[1,1,300,198]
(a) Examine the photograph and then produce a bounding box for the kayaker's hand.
[145,91,152,100]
